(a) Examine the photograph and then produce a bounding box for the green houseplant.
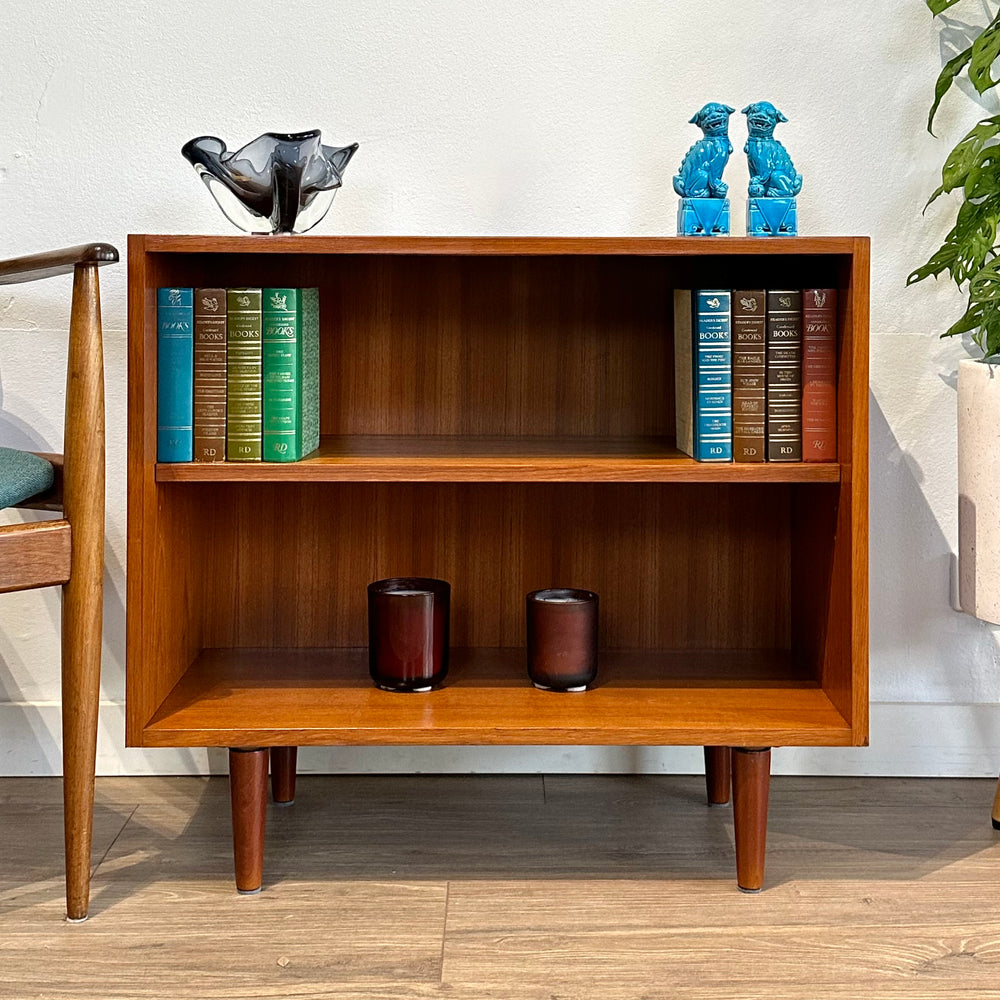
[909,0,1000,357]
[915,4,1000,822]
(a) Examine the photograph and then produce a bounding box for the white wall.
[2,0,998,777]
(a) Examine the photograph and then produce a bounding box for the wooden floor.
[2,775,999,999]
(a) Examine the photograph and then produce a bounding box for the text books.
[674,286,837,463]
[156,286,320,464]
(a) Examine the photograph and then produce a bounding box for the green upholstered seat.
[0,446,54,509]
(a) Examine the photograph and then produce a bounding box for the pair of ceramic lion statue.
[673,102,801,201]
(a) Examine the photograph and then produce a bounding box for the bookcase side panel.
[848,239,870,739]
[127,245,208,743]
[125,237,152,743]
[813,244,869,739]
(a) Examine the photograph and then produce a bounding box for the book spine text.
[766,290,803,462]
[226,288,263,462]
[156,287,194,462]
[263,288,302,462]
[193,288,227,461]
[801,287,838,462]
[732,289,766,463]
[693,290,732,462]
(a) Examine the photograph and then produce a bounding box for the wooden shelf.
[143,647,852,748]
[155,435,841,483]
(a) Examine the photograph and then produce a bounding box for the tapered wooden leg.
[992,775,1000,830]
[61,263,105,922]
[270,746,297,805]
[229,748,268,894]
[732,747,771,893]
[704,746,731,806]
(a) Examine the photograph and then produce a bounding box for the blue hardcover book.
[673,289,732,462]
[157,287,194,462]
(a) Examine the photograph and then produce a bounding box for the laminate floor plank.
[0,775,226,807]
[0,775,998,1000]
[441,880,1000,997]
[102,775,547,882]
[1,879,447,999]
[0,802,133,883]
[544,774,1000,882]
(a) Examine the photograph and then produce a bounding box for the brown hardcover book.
[732,289,766,462]
[766,290,802,462]
[802,287,837,462]
[193,288,227,461]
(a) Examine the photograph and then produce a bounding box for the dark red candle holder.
[367,577,450,692]
[526,588,599,692]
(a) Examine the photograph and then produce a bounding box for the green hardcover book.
[226,288,263,462]
[300,287,320,458]
[193,288,227,462]
[262,287,320,462]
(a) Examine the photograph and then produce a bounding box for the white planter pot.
[959,358,1000,624]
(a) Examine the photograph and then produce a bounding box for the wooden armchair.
[0,243,118,920]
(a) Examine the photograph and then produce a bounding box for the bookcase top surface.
[131,234,869,257]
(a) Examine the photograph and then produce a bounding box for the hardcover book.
[156,287,194,462]
[262,287,320,462]
[732,289,766,463]
[194,288,227,461]
[674,289,732,462]
[802,287,838,462]
[226,288,263,462]
[765,290,803,462]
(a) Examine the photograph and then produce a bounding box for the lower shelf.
[139,648,855,748]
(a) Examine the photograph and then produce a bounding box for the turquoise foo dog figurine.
[674,103,735,237]
[742,102,801,236]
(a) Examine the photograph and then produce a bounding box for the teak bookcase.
[126,235,869,894]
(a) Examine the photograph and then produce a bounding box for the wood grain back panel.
[186,482,792,653]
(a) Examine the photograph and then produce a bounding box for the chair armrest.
[0,244,119,285]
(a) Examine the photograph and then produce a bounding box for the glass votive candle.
[526,588,599,692]
[367,577,450,692]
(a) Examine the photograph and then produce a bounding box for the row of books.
[157,287,320,463]
[674,287,836,463]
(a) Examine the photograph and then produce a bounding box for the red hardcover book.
[801,288,837,462]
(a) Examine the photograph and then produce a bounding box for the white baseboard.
[1,701,999,777]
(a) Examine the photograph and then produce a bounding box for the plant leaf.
[927,0,966,14]
[969,16,1000,93]
[940,118,1000,192]
[982,312,1000,357]
[924,183,946,208]
[966,157,1000,199]
[969,256,1000,298]
[942,302,985,337]
[928,45,973,133]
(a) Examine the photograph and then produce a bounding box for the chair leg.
[61,579,102,921]
[61,261,105,922]
[992,774,1000,830]
[270,746,297,805]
